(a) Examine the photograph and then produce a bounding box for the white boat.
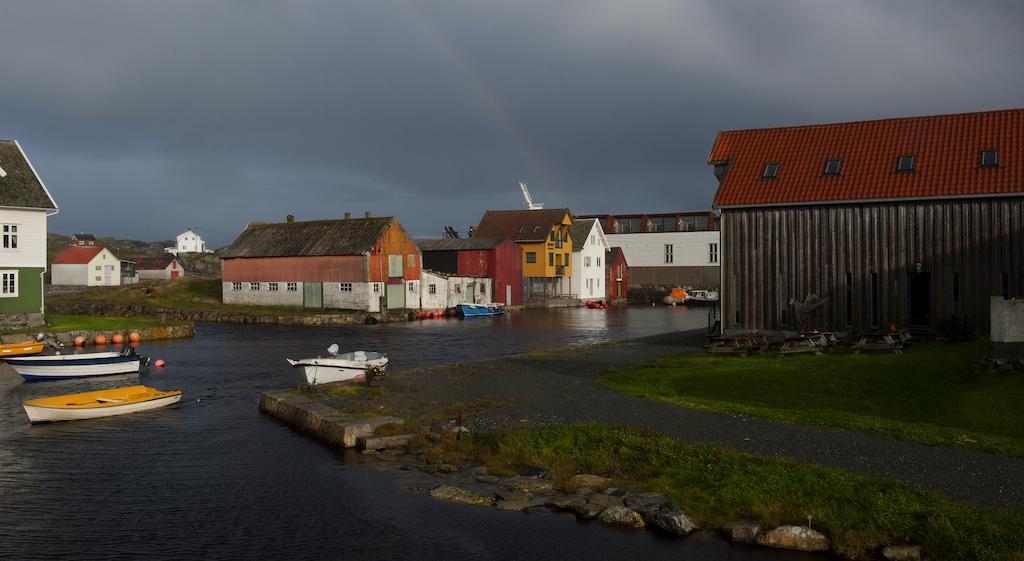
[286,344,389,385]
[7,347,148,382]
[23,385,181,423]
[684,289,720,306]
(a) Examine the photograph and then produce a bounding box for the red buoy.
[73,336,86,347]
[112,333,124,345]
[154,359,166,368]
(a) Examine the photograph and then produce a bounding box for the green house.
[0,140,59,328]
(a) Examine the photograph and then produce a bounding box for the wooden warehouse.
[415,237,523,306]
[708,108,1023,335]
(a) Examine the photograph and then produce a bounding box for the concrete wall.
[420,271,491,308]
[991,297,1024,342]
[629,266,721,289]
[51,263,88,286]
[421,271,449,309]
[323,281,374,311]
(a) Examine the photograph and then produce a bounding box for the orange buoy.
[154,359,166,368]
[94,335,107,345]
[128,332,141,342]
[112,333,124,345]
[73,336,86,347]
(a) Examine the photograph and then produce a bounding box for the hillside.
[47,233,222,277]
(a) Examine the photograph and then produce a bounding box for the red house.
[606,247,628,302]
[415,237,523,306]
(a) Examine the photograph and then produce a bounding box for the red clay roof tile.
[708,108,1024,207]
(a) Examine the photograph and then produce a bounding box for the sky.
[2,0,1022,247]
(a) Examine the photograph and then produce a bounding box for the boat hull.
[24,392,181,423]
[456,304,504,318]
[7,354,142,381]
[289,357,389,385]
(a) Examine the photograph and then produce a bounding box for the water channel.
[0,307,820,560]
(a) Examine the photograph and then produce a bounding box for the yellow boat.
[23,385,182,423]
[0,341,45,357]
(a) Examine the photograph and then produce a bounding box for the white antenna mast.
[519,181,544,210]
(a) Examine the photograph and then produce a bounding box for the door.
[386,283,405,309]
[170,271,179,279]
[505,285,512,305]
[303,282,323,309]
[104,265,115,285]
[907,272,932,327]
[466,283,475,303]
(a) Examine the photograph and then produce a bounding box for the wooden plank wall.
[721,197,1023,334]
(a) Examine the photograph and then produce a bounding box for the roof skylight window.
[980,150,999,167]
[824,159,843,176]
[762,162,780,179]
[897,155,915,172]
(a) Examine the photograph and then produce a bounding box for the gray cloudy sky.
[2,0,1022,246]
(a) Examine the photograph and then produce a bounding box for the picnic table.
[852,330,909,354]
[704,334,769,356]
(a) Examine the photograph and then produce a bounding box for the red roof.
[474,209,571,242]
[52,246,105,264]
[709,108,1024,207]
[134,256,177,270]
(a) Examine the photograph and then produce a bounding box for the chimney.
[364,211,372,218]
[344,212,352,220]
[286,214,295,223]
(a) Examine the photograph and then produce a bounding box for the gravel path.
[388,329,1024,515]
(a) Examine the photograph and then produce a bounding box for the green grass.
[1,313,170,335]
[434,425,1024,561]
[49,279,331,316]
[599,341,1024,457]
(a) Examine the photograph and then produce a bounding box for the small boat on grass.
[7,346,149,382]
[287,344,389,385]
[456,303,504,318]
[23,385,182,423]
[0,340,46,357]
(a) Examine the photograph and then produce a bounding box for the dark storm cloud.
[2,0,1022,245]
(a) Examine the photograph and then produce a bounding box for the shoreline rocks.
[597,505,646,528]
[429,485,494,507]
[756,525,830,552]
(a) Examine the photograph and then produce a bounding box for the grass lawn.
[1,314,171,335]
[599,340,1024,457]
[431,425,1024,561]
[49,279,326,316]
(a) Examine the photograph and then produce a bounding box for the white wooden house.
[567,218,610,300]
[51,247,121,286]
[166,228,211,255]
[420,269,493,309]
[0,140,59,326]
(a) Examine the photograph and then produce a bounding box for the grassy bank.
[48,279,331,316]
[431,425,1024,561]
[599,341,1024,457]
[1,313,171,335]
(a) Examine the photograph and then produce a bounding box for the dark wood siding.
[721,197,1024,335]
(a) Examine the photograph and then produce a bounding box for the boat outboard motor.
[120,344,137,357]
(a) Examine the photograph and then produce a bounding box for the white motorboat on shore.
[286,344,389,385]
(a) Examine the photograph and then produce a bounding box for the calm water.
[0,307,816,560]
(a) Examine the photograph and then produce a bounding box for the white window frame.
[250,282,260,291]
[428,284,437,295]
[232,282,242,291]
[408,281,415,293]
[339,282,353,292]
[1,224,18,250]
[287,282,298,292]
[373,283,380,293]
[664,244,674,264]
[596,257,601,267]
[584,256,591,267]
[0,270,18,297]
[268,282,279,291]
[709,243,719,264]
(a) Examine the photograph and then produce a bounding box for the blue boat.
[7,347,149,382]
[456,303,504,318]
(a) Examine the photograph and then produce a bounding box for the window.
[480,283,486,294]
[95,276,102,282]
[250,282,260,291]
[428,284,437,295]
[824,159,842,176]
[408,282,415,293]
[372,283,380,293]
[517,225,526,233]
[533,226,541,234]
[455,284,462,294]
[664,244,674,264]
[596,257,601,267]
[897,155,915,172]
[681,215,710,232]
[981,149,998,167]
[95,265,102,271]
[549,253,554,266]
[1,224,17,249]
[407,254,416,267]
[584,256,591,267]
[565,253,570,267]
[268,282,279,291]
[232,282,242,291]
[287,282,298,292]
[648,217,675,232]
[590,235,595,245]
[762,162,780,179]
[616,218,641,233]
[339,283,352,292]
[526,252,537,263]
[709,243,719,264]
[1,271,17,297]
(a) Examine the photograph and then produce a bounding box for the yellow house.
[474,208,574,299]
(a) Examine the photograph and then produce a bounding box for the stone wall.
[223,281,304,307]
[991,297,1024,343]
[0,312,44,330]
[46,301,407,326]
[0,323,195,346]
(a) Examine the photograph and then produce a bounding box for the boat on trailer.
[23,385,181,423]
[7,346,149,382]
[287,344,389,385]
[456,303,504,318]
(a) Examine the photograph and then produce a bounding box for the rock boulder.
[722,519,761,544]
[428,485,494,507]
[882,545,921,561]
[565,474,613,493]
[649,506,697,535]
[597,506,646,529]
[756,525,830,552]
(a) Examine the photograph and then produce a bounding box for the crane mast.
[519,181,544,210]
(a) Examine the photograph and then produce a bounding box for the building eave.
[714,191,1024,210]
